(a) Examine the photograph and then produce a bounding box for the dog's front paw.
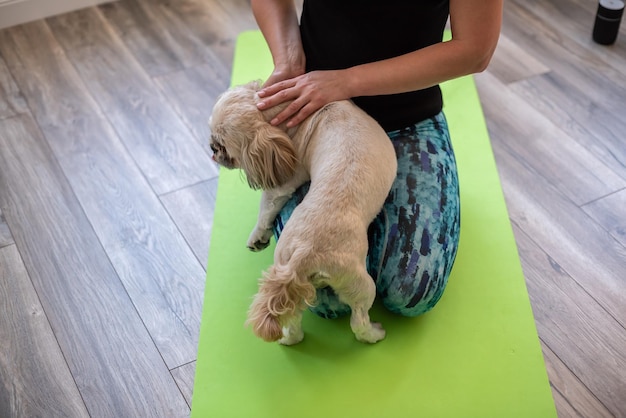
[356,322,386,344]
[247,227,273,252]
[247,240,270,252]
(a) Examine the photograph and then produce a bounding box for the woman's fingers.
[257,82,301,116]
[285,102,318,127]
[259,78,296,98]
[270,98,307,126]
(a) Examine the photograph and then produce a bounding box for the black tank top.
[300,0,450,131]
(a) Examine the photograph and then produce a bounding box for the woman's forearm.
[344,38,493,99]
[251,0,305,75]
[345,0,502,98]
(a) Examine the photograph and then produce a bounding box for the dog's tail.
[246,263,316,342]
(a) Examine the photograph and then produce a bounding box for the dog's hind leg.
[278,309,304,345]
[335,269,385,343]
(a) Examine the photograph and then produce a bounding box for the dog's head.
[209,81,298,190]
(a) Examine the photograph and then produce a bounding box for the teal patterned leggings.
[273,111,461,317]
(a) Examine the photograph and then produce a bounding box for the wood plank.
[501,1,626,182]
[125,0,258,67]
[487,33,550,84]
[98,0,185,76]
[0,244,89,418]
[0,0,112,31]
[495,159,626,327]
[160,178,218,270]
[514,0,626,77]
[540,341,614,418]
[514,223,625,415]
[475,71,625,205]
[0,19,206,368]
[501,0,626,181]
[0,114,189,418]
[0,208,13,248]
[0,22,104,127]
[549,389,583,418]
[44,113,206,368]
[171,362,196,408]
[503,0,626,112]
[582,189,626,248]
[46,7,217,195]
[99,0,225,76]
[0,51,28,120]
[154,62,230,154]
[489,138,626,414]
[509,71,626,181]
[484,101,626,325]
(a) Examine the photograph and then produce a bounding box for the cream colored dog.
[209,81,397,345]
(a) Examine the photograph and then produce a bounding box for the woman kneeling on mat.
[251,0,503,318]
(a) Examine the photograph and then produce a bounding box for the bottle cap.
[598,0,625,20]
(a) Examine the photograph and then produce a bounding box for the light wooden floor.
[0,0,624,416]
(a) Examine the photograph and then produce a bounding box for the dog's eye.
[209,136,225,154]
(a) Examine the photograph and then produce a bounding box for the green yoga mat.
[192,31,556,418]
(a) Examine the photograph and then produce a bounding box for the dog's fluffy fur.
[209,81,397,344]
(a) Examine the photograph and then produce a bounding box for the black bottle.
[592,0,624,45]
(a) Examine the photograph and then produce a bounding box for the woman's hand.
[263,65,304,88]
[257,69,352,127]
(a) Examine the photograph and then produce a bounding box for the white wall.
[0,0,113,30]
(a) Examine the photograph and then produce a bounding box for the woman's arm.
[256,0,503,127]
[250,0,305,86]
[347,0,502,97]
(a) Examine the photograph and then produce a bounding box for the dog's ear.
[240,122,297,190]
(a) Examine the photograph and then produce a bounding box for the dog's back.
[299,101,396,218]
[274,100,397,289]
